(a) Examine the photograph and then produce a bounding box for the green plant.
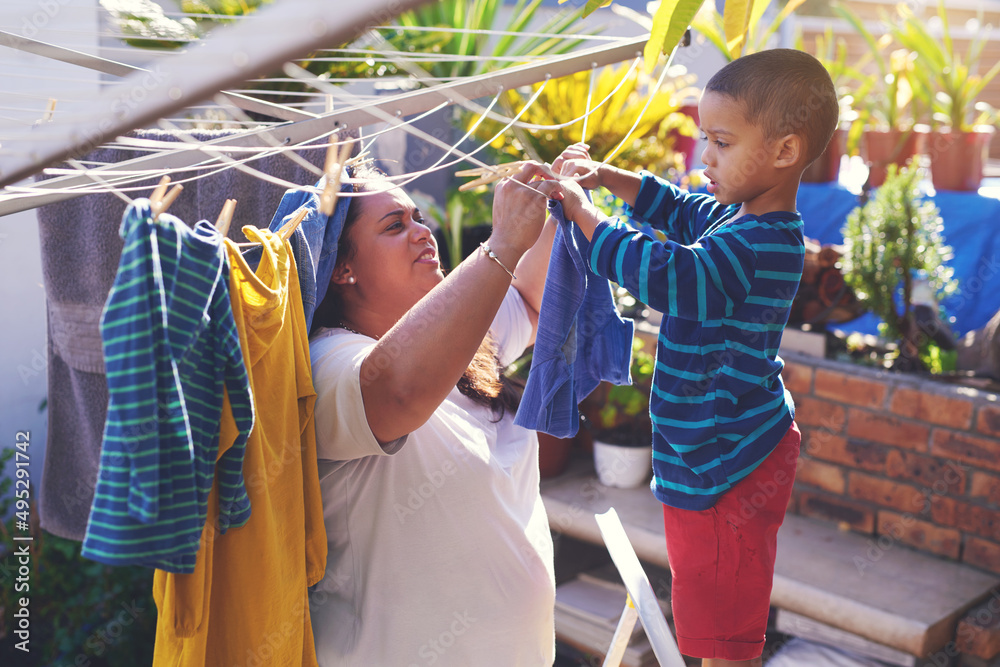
[0,448,156,666]
[840,164,958,370]
[468,62,698,173]
[589,339,655,445]
[691,0,807,62]
[831,3,924,133]
[889,0,1000,131]
[578,0,810,71]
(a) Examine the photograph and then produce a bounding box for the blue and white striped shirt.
[587,172,802,510]
[82,200,254,571]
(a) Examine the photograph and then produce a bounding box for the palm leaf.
[644,0,705,71]
[723,0,752,59]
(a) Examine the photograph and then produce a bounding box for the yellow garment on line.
[152,227,327,667]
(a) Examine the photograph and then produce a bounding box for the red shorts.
[662,422,801,661]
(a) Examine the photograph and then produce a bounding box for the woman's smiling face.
[341,184,444,316]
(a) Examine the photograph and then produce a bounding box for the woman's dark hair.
[311,162,518,418]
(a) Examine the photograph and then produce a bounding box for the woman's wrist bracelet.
[479,242,517,281]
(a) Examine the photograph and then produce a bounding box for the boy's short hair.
[705,48,839,167]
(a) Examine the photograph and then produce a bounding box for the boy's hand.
[552,143,603,191]
[535,174,603,242]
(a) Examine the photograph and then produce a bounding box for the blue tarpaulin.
[796,182,1000,337]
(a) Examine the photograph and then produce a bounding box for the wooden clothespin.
[455,160,527,192]
[149,175,183,221]
[345,150,371,167]
[277,207,309,241]
[215,199,237,237]
[319,140,354,216]
[42,98,57,123]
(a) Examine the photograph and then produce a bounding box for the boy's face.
[698,91,785,216]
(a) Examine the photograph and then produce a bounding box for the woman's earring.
[347,276,356,284]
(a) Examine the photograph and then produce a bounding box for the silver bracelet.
[479,242,517,280]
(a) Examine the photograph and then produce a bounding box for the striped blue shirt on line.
[82,200,255,572]
[587,172,803,510]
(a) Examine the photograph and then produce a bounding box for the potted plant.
[840,164,958,372]
[889,0,1000,191]
[832,3,927,188]
[580,338,656,488]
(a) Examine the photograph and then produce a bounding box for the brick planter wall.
[780,351,1000,574]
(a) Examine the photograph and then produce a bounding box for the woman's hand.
[488,161,553,266]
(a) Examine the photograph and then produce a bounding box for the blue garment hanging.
[83,199,255,572]
[243,171,352,331]
[514,199,634,437]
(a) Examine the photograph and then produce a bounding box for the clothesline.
[0,31,653,214]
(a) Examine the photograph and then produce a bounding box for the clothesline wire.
[2,30,660,210]
[282,61,540,190]
[64,157,134,206]
[11,50,657,200]
[582,62,598,144]
[452,56,642,133]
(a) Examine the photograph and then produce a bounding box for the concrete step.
[541,462,1000,658]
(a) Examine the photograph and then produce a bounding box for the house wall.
[781,352,1000,574]
[0,0,102,493]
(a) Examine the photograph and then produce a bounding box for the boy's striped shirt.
[587,172,803,510]
[82,200,254,572]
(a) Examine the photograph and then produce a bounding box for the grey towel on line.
[37,128,328,541]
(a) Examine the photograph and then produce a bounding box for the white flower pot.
[593,440,652,489]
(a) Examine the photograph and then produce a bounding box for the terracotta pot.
[927,129,994,192]
[802,128,847,184]
[862,129,924,188]
[537,432,573,479]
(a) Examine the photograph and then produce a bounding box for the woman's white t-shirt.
[308,287,555,667]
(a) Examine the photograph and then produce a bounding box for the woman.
[307,160,560,666]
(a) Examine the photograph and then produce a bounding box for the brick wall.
[781,352,1000,573]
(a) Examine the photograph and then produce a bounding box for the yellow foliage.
[467,62,700,174]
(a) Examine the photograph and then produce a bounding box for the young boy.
[545,49,839,666]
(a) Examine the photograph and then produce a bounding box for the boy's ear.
[773,134,803,168]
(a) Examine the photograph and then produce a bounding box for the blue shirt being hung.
[587,172,803,510]
[82,200,255,572]
[514,199,634,438]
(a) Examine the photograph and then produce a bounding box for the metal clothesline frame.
[0,16,647,215]
[0,0,436,190]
